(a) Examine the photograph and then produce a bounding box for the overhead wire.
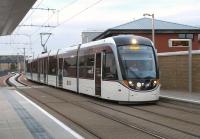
[10,0,103,55]
[31,0,103,45]
[55,0,103,29]
[30,0,79,39]
[25,0,81,54]
[14,0,45,34]
[12,0,45,55]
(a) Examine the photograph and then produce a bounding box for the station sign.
[168,39,191,47]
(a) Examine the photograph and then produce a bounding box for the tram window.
[32,61,37,73]
[39,60,43,74]
[48,57,57,75]
[63,56,77,77]
[27,62,30,72]
[79,55,94,79]
[44,58,48,74]
[102,52,118,80]
[29,63,31,72]
[32,62,34,73]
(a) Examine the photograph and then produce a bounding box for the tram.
[26,35,160,103]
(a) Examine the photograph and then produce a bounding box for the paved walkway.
[0,88,83,139]
[160,90,200,104]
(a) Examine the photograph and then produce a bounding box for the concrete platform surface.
[160,90,200,104]
[0,88,84,139]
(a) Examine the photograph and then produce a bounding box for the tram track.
[11,75,100,138]
[86,100,200,139]
[129,105,200,126]
[73,101,167,139]
[17,88,101,139]
[18,86,166,139]
[160,97,200,110]
[15,75,200,139]
[157,102,200,115]
[5,75,13,87]
[18,85,198,139]
[5,73,27,87]
[29,87,200,138]
[15,73,29,86]
[13,74,166,139]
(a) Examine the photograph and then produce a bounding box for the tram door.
[95,53,101,96]
[38,60,40,82]
[41,59,44,82]
[44,58,47,83]
[30,62,33,80]
[58,58,63,87]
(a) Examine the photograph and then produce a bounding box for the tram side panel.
[32,60,38,82]
[48,56,57,86]
[77,42,129,100]
[62,54,78,92]
[44,57,48,84]
[57,56,63,88]
[39,58,44,83]
[101,49,129,101]
[26,61,32,80]
[26,72,31,80]
[78,54,95,96]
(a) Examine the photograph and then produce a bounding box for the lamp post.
[143,13,155,45]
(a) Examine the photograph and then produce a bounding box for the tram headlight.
[131,39,137,44]
[136,82,142,88]
[125,80,159,90]
[152,80,159,87]
[145,82,150,88]
[128,81,134,87]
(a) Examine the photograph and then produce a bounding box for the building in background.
[93,18,200,53]
[0,55,24,73]
[81,31,103,44]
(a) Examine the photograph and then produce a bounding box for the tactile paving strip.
[4,92,54,139]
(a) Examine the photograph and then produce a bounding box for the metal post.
[152,14,155,45]
[17,53,20,73]
[56,49,60,87]
[23,48,26,74]
[188,40,192,94]
[143,13,155,46]
[32,52,35,60]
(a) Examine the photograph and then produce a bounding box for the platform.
[0,88,83,139]
[160,90,200,105]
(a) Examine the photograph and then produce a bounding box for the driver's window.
[102,52,118,80]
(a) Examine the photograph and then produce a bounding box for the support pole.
[188,40,192,94]
[23,48,26,74]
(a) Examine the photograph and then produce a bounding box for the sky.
[0,0,200,56]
